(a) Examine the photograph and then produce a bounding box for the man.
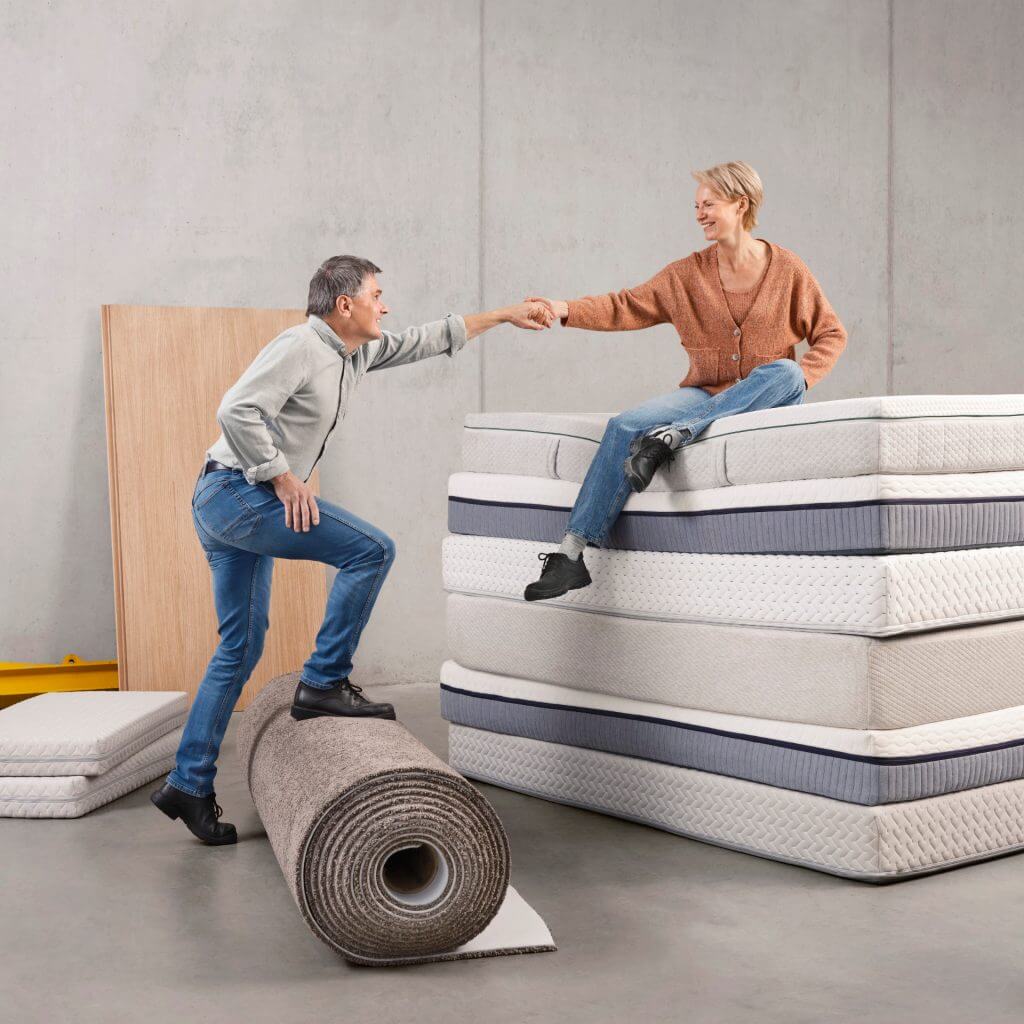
[151,255,552,845]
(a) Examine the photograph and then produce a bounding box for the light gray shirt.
[206,313,468,484]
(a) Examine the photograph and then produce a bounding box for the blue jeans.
[565,358,807,546]
[166,469,396,797]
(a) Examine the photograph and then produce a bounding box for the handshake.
[501,296,571,332]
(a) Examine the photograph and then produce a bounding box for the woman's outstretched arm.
[527,265,673,332]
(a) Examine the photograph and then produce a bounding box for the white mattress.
[0,691,188,776]
[446,594,1024,729]
[463,395,1024,490]
[0,728,181,818]
[443,534,1024,636]
[441,662,1024,760]
[450,725,1024,881]
[449,469,1024,513]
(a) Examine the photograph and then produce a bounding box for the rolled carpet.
[238,674,533,966]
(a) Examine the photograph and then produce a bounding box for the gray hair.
[306,255,382,316]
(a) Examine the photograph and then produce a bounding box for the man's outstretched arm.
[368,302,553,372]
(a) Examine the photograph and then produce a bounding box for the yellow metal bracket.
[0,654,119,708]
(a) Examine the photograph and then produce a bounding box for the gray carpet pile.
[238,674,511,966]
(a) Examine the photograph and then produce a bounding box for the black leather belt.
[203,459,239,476]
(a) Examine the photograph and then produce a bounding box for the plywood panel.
[101,305,326,709]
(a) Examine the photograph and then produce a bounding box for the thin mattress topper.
[462,395,1024,489]
[465,395,1024,442]
[0,691,188,776]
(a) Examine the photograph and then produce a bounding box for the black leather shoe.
[290,679,396,721]
[150,782,237,846]
[624,435,675,492]
[523,551,592,602]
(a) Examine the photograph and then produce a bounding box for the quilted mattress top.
[0,691,188,775]
[463,395,1024,489]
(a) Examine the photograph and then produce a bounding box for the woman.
[524,160,847,601]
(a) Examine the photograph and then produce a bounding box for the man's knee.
[377,532,397,569]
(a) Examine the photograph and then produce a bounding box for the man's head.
[306,255,388,348]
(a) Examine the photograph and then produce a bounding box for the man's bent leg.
[295,499,396,688]
[168,544,273,798]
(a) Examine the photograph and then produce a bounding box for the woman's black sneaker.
[150,782,237,846]
[624,435,675,491]
[523,552,592,602]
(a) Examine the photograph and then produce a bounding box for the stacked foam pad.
[0,691,186,817]
[441,396,1024,881]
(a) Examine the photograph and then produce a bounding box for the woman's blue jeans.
[565,358,807,546]
[166,469,396,797]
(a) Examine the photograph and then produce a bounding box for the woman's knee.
[607,410,647,436]
[769,358,805,387]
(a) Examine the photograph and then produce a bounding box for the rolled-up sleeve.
[367,313,467,372]
[216,335,311,484]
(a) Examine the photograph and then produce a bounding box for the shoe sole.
[524,577,592,602]
[290,705,397,722]
[150,790,237,846]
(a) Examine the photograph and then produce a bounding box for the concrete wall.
[1,1,1019,680]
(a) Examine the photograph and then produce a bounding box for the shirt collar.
[308,315,352,359]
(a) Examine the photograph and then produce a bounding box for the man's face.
[346,274,389,342]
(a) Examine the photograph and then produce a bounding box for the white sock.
[559,533,587,560]
[648,427,689,450]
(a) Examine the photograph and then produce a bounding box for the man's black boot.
[624,435,675,492]
[523,552,592,602]
[150,782,237,846]
[290,679,396,721]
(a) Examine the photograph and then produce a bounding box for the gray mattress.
[449,491,1024,556]
[440,683,1024,806]
[446,594,1024,729]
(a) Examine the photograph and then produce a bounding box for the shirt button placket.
[733,327,741,380]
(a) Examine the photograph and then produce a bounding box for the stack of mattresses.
[441,396,1024,881]
[0,691,186,817]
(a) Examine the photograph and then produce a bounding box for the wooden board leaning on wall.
[101,305,327,709]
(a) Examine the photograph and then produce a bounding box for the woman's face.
[695,184,746,241]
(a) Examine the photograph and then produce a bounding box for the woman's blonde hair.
[691,161,764,231]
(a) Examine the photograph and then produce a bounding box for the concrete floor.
[4,683,1024,1024]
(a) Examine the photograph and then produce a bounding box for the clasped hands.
[501,296,569,331]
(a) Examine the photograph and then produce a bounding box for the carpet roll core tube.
[239,675,510,965]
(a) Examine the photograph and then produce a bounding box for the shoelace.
[538,551,559,574]
[211,797,224,819]
[648,435,677,464]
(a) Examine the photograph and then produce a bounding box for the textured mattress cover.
[440,662,1024,805]
[449,725,1024,881]
[0,729,180,818]
[463,395,1024,491]
[0,691,188,776]
[446,594,1024,730]
[448,471,1024,555]
[443,534,1024,636]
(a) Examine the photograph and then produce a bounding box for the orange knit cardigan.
[565,241,847,394]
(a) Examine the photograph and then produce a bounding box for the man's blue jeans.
[565,359,807,546]
[166,469,396,797]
